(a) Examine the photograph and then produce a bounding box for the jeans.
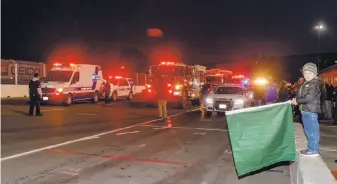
[301,111,320,153]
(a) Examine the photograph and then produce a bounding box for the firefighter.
[200,80,211,112]
[155,74,168,120]
[29,73,43,116]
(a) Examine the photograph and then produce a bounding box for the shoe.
[36,114,43,116]
[300,150,319,157]
[29,113,33,116]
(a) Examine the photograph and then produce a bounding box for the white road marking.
[41,109,64,112]
[116,131,140,135]
[321,125,337,128]
[142,125,228,132]
[77,113,97,116]
[1,108,198,162]
[193,132,206,135]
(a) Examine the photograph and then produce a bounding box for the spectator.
[292,62,321,157]
[29,73,43,116]
[265,80,278,104]
[278,81,290,102]
[324,82,334,120]
[155,75,168,120]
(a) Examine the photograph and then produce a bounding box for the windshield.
[206,76,223,84]
[150,65,184,76]
[215,87,243,94]
[44,70,73,82]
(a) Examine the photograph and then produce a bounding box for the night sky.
[2,0,337,69]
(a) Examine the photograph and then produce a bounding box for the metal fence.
[1,59,46,85]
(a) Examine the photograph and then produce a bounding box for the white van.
[41,63,103,105]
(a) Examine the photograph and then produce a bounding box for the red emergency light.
[53,63,62,66]
[167,83,172,87]
[233,75,245,79]
[108,76,112,79]
[115,76,122,79]
[70,63,77,67]
[161,61,175,65]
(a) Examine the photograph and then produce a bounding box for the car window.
[215,87,243,94]
[118,79,129,86]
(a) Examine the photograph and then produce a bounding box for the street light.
[314,23,325,70]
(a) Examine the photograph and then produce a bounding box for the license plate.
[43,97,49,101]
[219,104,227,109]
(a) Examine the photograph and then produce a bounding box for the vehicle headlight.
[206,98,213,104]
[234,99,244,105]
[57,88,63,92]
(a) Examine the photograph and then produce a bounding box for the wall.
[1,85,29,98]
[1,84,146,98]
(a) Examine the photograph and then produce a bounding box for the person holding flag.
[292,62,322,157]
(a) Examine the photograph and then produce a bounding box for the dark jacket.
[296,78,321,113]
[29,77,42,101]
[278,84,290,102]
[326,84,334,101]
[265,83,278,103]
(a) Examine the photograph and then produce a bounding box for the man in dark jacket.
[103,81,111,103]
[324,83,334,120]
[29,73,43,116]
[292,62,321,156]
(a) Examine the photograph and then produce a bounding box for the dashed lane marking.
[1,108,199,162]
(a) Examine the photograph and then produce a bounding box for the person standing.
[155,75,168,120]
[29,73,43,116]
[103,81,111,103]
[292,62,321,156]
[324,82,334,120]
[265,79,278,104]
[200,81,211,112]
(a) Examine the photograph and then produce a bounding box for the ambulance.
[41,63,103,105]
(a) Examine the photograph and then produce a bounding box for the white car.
[205,84,248,116]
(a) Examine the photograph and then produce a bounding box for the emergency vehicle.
[141,61,206,108]
[41,63,103,105]
[205,69,233,86]
[104,76,135,101]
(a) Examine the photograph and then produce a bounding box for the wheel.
[64,94,73,106]
[205,111,212,117]
[127,92,133,101]
[92,92,99,103]
[191,100,197,106]
[112,91,118,102]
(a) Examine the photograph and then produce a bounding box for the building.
[319,63,337,86]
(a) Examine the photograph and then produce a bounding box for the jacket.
[265,83,278,103]
[296,78,321,113]
[29,77,42,100]
[155,78,168,100]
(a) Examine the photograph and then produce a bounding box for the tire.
[112,91,118,102]
[191,100,197,106]
[205,111,212,117]
[64,94,73,106]
[127,92,133,101]
[92,92,99,103]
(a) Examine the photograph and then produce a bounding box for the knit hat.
[302,62,318,76]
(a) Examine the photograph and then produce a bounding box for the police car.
[105,76,135,102]
[204,84,248,116]
[41,63,103,105]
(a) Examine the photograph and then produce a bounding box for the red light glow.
[167,83,172,87]
[115,76,122,79]
[109,76,112,79]
[53,63,62,66]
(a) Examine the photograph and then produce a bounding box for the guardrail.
[290,123,336,184]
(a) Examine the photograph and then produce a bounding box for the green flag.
[226,101,296,176]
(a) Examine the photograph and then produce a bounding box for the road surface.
[319,122,337,179]
[2,101,292,184]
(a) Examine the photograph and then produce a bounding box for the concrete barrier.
[290,123,337,184]
[1,84,146,98]
[1,85,29,98]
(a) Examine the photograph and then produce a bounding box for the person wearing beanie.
[292,62,322,157]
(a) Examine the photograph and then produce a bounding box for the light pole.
[315,24,324,70]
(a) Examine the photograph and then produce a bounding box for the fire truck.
[139,61,206,108]
[204,69,233,93]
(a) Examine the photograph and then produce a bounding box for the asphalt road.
[1,101,292,184]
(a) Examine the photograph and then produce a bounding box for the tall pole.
[317,30,320,71]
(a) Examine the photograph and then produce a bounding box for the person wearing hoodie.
[29,73,43,116]
[292,62,321,156]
